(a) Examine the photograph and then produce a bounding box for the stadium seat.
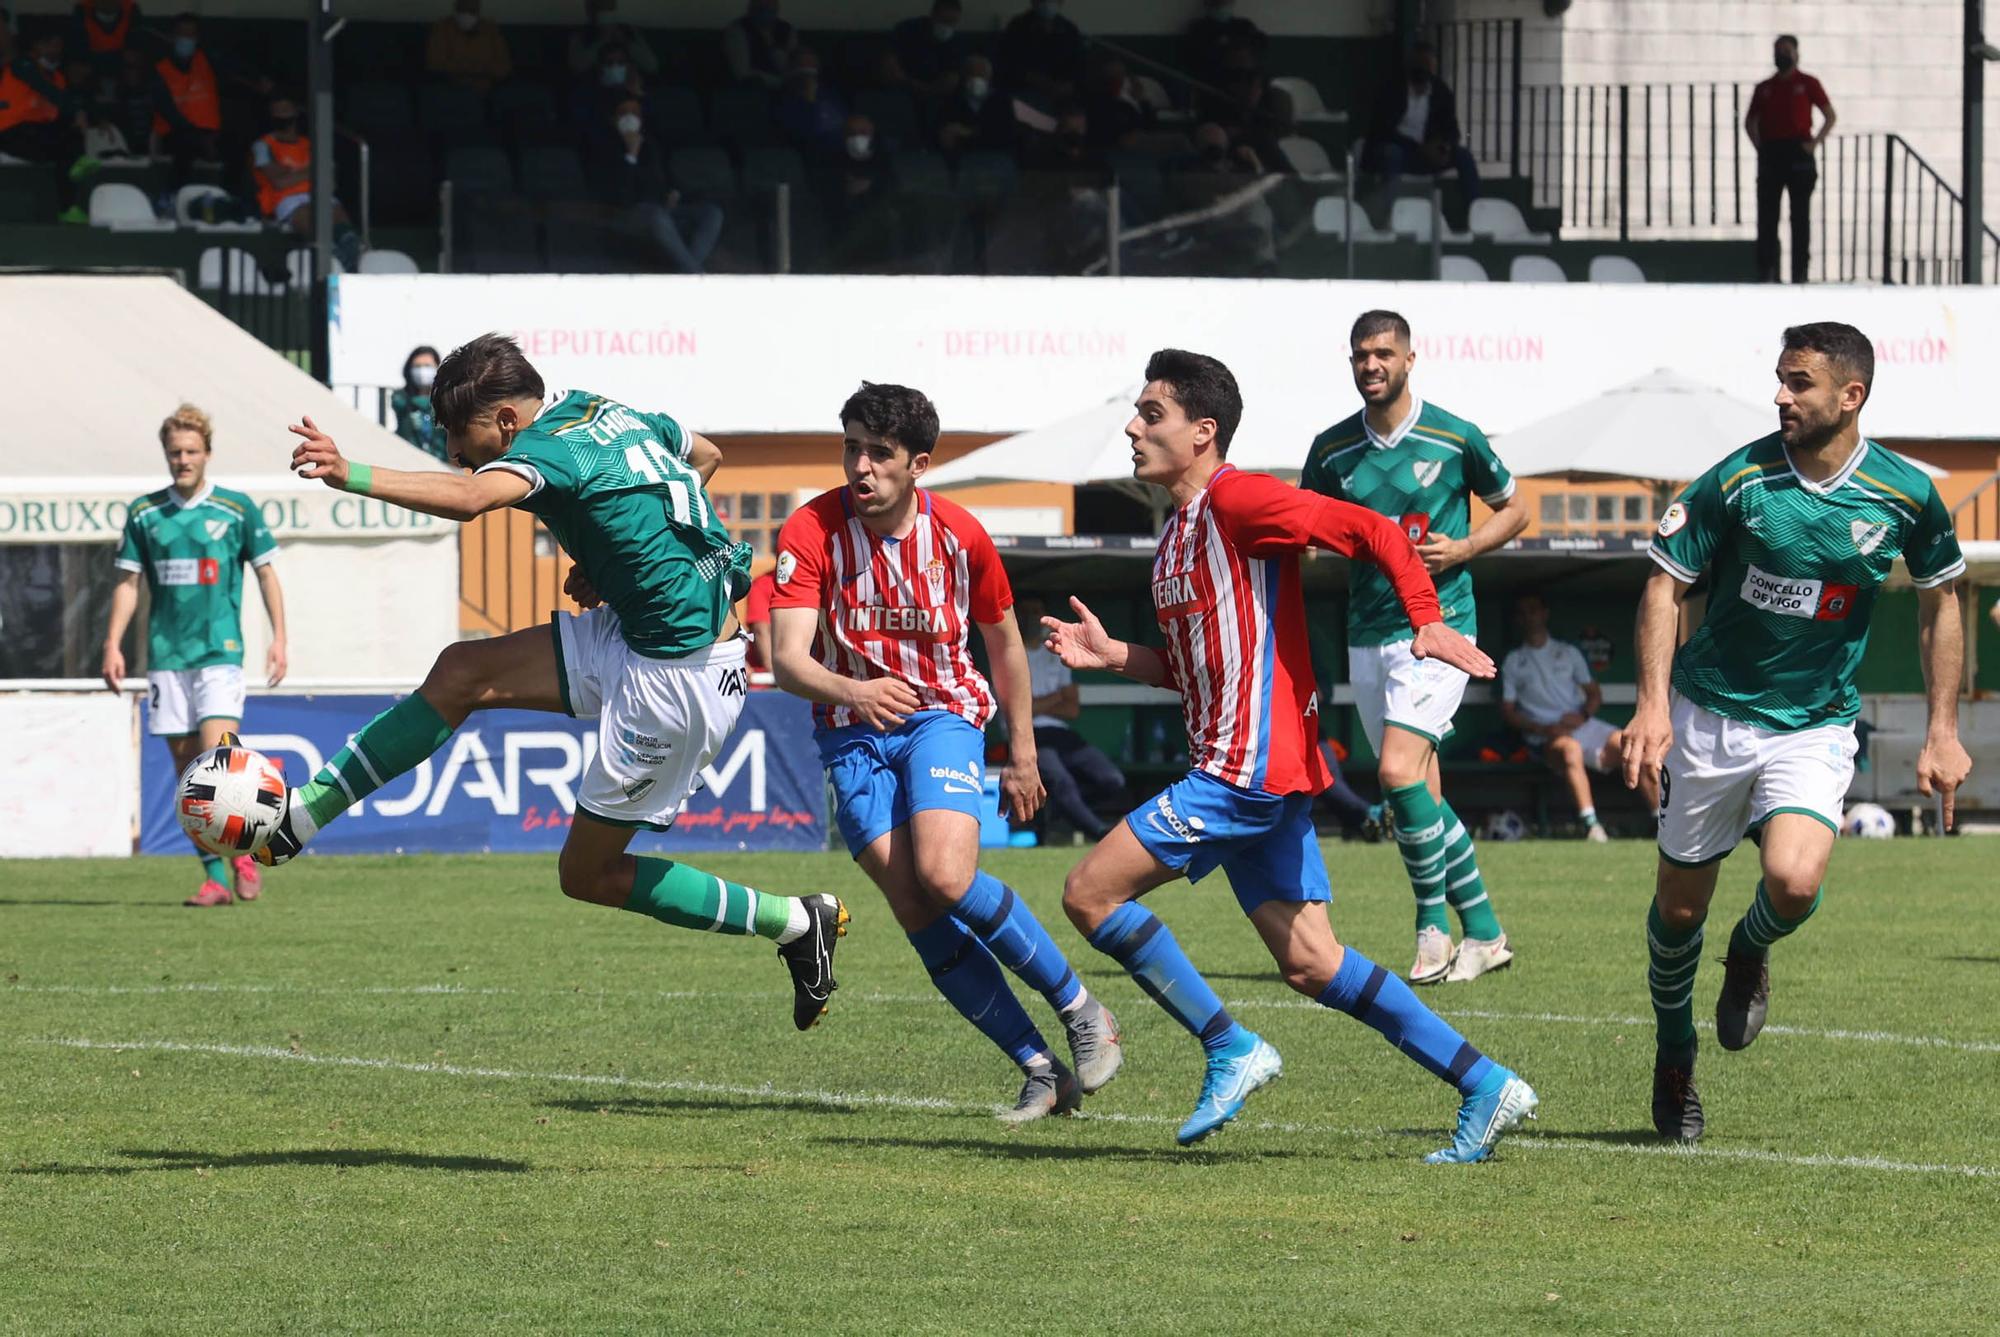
[444,144,516,195]
[954,150,1018,205]
[1588,254,1648,283]
[197,247,282,294]
[668,146,739,203]
[1388,196,1472,242]
[707,85,775,149]
[1309,197,1393,241]
[1440,254,1489,281]
[357,248,421,274]
[1269,76,1338,123]
[418,84,487,144]
[854,87,920,149]
[284,248,341,285]
[365,139,437,226]
[1468,198,1551,244]
[742,144,808,198]
[173,183,233,223]
[1509,253,1569,282]
[88,182,167,229]
[462,207,542,273]
[1104,149,1166,222]
[1275,134,1338,179]
[490,81,560,146]
[341,82,413,139]
[518,146,589,202]
[651,86,707,146]
[0,163,59,221]
[890,149,951,195]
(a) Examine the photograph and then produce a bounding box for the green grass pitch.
[3,839,1997,1334]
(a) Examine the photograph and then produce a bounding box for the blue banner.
[140,692,828,855]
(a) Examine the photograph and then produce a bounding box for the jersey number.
[623,440,708,525]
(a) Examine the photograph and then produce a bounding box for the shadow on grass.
[1941,955,2000,966]
[1517,1127,1672,1147]
[0,899,168,909]
[10,1147,531,1176]
[813,1133,1304,1164]
[1197,971,1287,985]
[543,1095,877,1119]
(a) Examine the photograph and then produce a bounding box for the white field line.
[11,983,2000,1056]
[26,1036,2000,1181]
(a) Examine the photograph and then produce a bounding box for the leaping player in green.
[259,333,848,1030]
[1624,322,1970,1141]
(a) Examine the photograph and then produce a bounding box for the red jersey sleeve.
[1209,469,1443,629]
[1807,74,1830,112]
[743,570,775,625]
[937,496,1013,623]
[770,501,832,610]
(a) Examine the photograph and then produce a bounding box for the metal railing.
[1433,17,1524,176]
[1954,469,2000,542]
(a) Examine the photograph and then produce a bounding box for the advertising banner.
[139,692,827,855]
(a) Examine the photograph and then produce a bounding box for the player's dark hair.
[1782,322,1874,403]
[1351,309,1411,347]
[839,381,940,457]
[433,332,546,431]
[1776,33,1799,47]
[1144,348,1242,456]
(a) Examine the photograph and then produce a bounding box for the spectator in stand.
[151,14,236,190]
[392,346,446,461]
[1745,34,1834,284]
[815,112,902,270]
[775,46,846,151]
[573,38,645,135]
[106,45,153,150]
[0,27,92,220]
[1015,596,1122,841]
[997,0,1084,108]
[1169,120,1277,272]
[68,0,139,84]
[1182,0,1266,88]
[251,93,359,265]
[891,0,969,106]
[933,52,1011,157]
[722,0,795,91]
[426,0,512,94]
[589,93,724,274]
[740,567,777,677]
[1500,592,1653,841]
[567,0,657,83]
[1364,40,1478,202]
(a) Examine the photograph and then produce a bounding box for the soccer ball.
[1841,802,1896,839]
[176,743,287,856]
[1482,809,1528,842]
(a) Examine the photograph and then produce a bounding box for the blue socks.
[1087,902,1245,1053]
[1318,947,1495,1095]
[952,872,1084,1014]
[907,915,1048,1068]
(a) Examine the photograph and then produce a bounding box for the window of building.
[713,491,796,558]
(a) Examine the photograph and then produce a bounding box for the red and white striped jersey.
[1152,465,1444,794]
[771,487,1013,730]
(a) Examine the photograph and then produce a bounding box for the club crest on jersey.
[923,558,947,601]
[1411,458,1444,488]
[1152,570,1207,618]
[1657,502,1689,537]
[1850,519,1890,556]
[204,519,229,541]
[775,551,797,585]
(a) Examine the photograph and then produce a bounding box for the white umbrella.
[923,387,1145,490]
[1494,367,1944,484]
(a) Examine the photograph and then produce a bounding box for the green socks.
[1729,879,1820,960]
[199,851,228,883]
[1386,781,1451,934]
[298,692,456,828]
[624,856,807,942]
[1646,900,1704,1050]
[1437,798,1503,941]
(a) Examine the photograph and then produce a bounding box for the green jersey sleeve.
[1299,447,1342,500]
[1463,424,1515,506]
[639,410,691,460]
[1648,464,1729,583]
[479,433,582,505]
[115,510,144,572]
[242,497,278,567]
[1904,480,1968,588]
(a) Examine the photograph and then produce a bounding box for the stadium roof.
[1,275,443,499]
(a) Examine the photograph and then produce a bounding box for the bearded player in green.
[1624,323,1970,1141]
[259,333,848,1030]
[1301,311,1529,986]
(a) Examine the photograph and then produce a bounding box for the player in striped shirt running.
[1046,349,1538,1158]
[770,382,1122,1122]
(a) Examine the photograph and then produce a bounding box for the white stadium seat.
[89,182,170,230]
[197,247,283,294]
[1588,254,1648,283]
[358,248,421,274]
[1440,255,1489,282]
[1508,254,1569,283]
[1389,196,1472,243]
[1468,198,1551,244]
[1270,76,1339,122]
[1276,134,1337,179]
[1310,197,1393,242]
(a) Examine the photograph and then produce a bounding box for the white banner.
[0,693,136,857]
[330,275,1989,473]
[0,476,457,546]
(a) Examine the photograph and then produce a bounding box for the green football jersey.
[115,484,277,671]
[479,390,750,658]
[1300,398,1514,645]
[1650,435,1965,732]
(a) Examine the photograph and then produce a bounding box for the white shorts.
[555,606,749,832]
[1529,716,1620,772]
[1349,637,1474,753]
[1657,692,1858,866]
[147,665,245,737]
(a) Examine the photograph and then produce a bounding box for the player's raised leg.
[1716,812,1832,1052]
[559,811,848,1031]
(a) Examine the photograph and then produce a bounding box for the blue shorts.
[1125,769,1332,916]
[818,711,988,857]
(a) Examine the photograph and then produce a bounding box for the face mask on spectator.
[616,112,642,135]
[601,63,628,85]
[846,133,872,158]
[455,12,478,32]
[173,37,197,61]
[965,75,989,102]
[933,22,955,42]
[410,365,437,389]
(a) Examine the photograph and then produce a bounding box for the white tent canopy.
[0,276,458,682]
[923,388,1144,490]
[1494,367,1945,483]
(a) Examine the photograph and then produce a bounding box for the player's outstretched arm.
[1622,568,1688,791]
[1040,596,1171,688]
[289,416,530,522]
[685,432,722,486]
[1914,581,1972,831]
[768,604,919,731]
[255,563,288,687]
[977,614,1046,822]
